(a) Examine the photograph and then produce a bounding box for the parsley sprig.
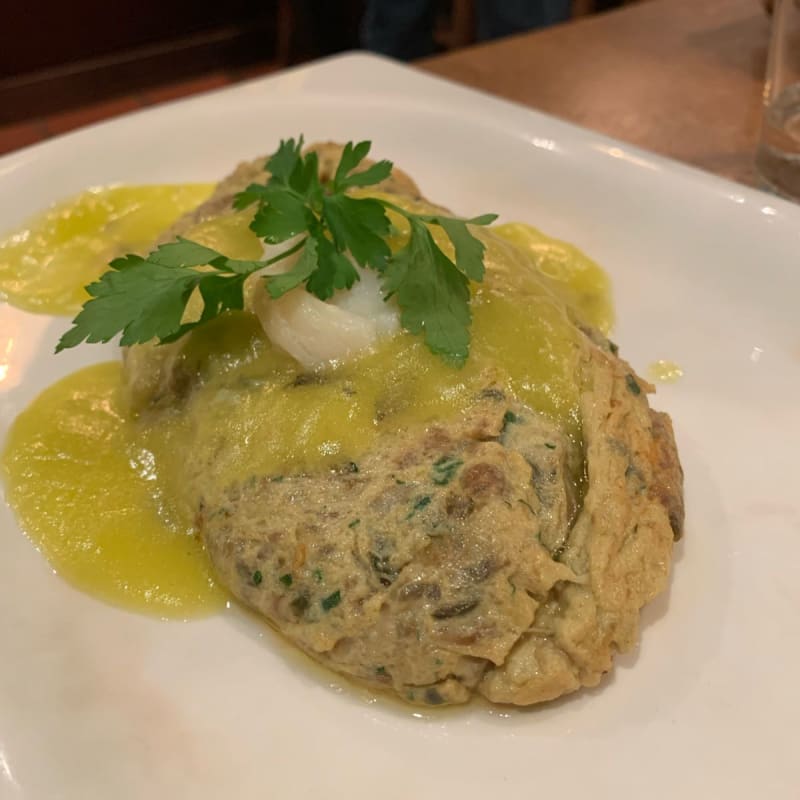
[57,137,497,365]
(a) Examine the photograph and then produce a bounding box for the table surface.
[419,0,771,186]
[0,0,772,187]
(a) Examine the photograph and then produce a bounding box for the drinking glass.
[755,0,800,199]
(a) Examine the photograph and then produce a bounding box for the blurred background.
[1,0,633,151]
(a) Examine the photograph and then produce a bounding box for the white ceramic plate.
[1,53,798,800]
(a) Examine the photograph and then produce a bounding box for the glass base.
[755,143,800,202]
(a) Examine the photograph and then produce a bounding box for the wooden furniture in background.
[572,0,641,15]
[420,0,771,186]
[1,0,638,129]
[436,0,640,49]
[0,0,774,189]
[1,0,279,125]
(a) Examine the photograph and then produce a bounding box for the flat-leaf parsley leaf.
[57,137,497,364]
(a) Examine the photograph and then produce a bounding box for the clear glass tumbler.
[755,0,800,199]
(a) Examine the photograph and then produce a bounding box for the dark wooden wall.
[3,1,277,78]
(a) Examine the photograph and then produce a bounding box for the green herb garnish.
[501,410,520,433]
[279,573,293,587]
[406,494,432,520]
[57,136,497,365]
[431,455,463,486]
[321,589,341,611]
[252,570,263,586]
[625,374,642,395]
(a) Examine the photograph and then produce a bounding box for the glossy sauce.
[0,184,213,314]
[489,222,614,335]
[648,359,684,383]
[135,291,588,526]
[2,187,613,616]
[2,362,226,616]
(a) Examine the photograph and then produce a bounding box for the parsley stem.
[261,236,308,268]
[377,199,456,228]
[377,198,417,222]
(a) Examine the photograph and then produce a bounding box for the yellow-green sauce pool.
[1,184,615,617]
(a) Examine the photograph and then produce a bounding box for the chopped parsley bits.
[544,442,557,450]
[625,374,642,395]
[279,573,293,587]
[321,590,341,611]
[348,518,361,528]
[501,410,520,433]
[406,494,432,520]
[432,455,463,486]
[252,570,263,586]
